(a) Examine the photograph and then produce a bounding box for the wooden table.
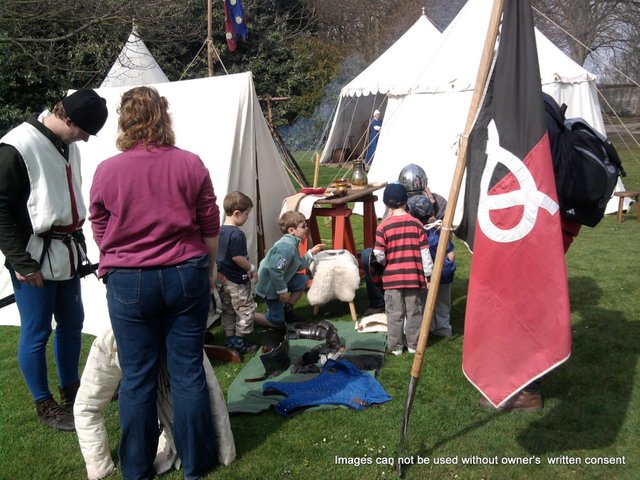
[614,191,640,223]
[303,183,386,256]
[301,183,385,321]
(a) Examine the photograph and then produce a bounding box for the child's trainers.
[390,347,404,356]
[236,338,258,355]
[226,336,258,355]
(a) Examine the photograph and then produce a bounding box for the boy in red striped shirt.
[373,183,433,355]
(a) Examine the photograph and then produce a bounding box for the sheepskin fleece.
[307,250,360,305]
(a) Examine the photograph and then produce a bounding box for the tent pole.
[207,0,214,76]
[396,0,505,475]
[255,162,266,261]
[313,152,320,188]
[260,95,310,188]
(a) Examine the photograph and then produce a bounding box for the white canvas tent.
[101,28,170,88]
[320,13,442,163]
[362,0,628,221]
[0,72,295,335]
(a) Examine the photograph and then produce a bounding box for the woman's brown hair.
[116,86,175,151]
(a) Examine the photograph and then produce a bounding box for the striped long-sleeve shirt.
[373,212,430,290]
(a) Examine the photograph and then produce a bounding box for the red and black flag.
[455,0,571,407]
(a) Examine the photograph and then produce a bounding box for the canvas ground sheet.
[227,321,386,414]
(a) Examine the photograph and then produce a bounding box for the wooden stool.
[614,191,640,223]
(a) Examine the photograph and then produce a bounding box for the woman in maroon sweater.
[89,86,220,480]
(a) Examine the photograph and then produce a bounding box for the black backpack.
[543,93,625,227]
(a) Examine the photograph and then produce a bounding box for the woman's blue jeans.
[106,255,215,480]
[10,268,83,401]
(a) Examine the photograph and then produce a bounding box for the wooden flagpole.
[207,0,214,76]
[396,0,506,474]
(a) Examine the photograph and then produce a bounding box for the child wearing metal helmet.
[407,194,456,337]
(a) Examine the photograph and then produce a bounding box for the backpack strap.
[543,93,567,127]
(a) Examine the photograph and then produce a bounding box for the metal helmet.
[398,163,428,197]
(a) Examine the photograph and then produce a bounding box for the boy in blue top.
[256,211,323,327]
[216,191,273,354]
[407,194,457,337]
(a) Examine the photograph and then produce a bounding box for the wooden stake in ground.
[396,0,505,475]
[313,151,321,188]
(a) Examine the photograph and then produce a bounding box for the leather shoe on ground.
[479,391,543,412]
[36,396,75,431]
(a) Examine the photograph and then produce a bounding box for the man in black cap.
[0,89,108,431]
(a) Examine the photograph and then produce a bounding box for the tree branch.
[0,11,121,44]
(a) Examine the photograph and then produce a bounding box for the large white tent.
[100,27,170,88]
[360,0,628,220]
[320,13,441,163]
[0,72,295,335]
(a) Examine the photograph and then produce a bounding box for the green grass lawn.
[0,139,638,479]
